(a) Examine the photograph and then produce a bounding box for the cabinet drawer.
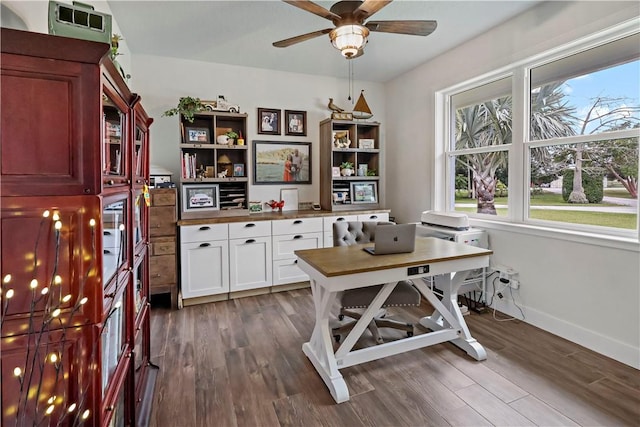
[149,206,176,237]
[272,232,322,260]
[273,258,308,285]
[228,220,271,239]
[322,215,359,230]
[150,237,176,256]
[150,190,176,206]
[357,213,389,222]
[272,217,322,236]
[149,255,176,285]
[180,223,228,243]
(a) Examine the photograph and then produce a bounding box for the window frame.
[437,19,640,245]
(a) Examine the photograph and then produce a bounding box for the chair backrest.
[333,221,393,247]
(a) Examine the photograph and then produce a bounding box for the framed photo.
[185,127,210,143]
[233,163,245,177]
[350,182,378,204]
[285,110,307,136]
[253,140,311,185]
[332,166,341,177]
[182,183,220,214]
[280,188,299,211]
[359,139,375,149]
[257,108,280,135]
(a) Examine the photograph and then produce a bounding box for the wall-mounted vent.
[48,1,112,44]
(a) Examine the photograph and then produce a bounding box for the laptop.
[363,224,417,255]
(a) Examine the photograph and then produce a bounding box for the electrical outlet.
[510,279,520,290]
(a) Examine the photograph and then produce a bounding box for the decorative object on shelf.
[249,201,263,213]
[182,183,220,214]
[285,110,307,136]
[253,140,312,185]
[163,97,205,123]
[340,161,354,176]
[225,130,238,144]
[358,164,368,176]
[257,108,281,135]
[48,0,112,44]
[201,95,240,113]
[328,98,344,113]
[266,199,285,211]
[280,188,299,212]
[273,1,437,59]
[233,164,245,177]
[366,168,377,177]
[352,90,373,120]
[217,170,228,178]
[359,138,374,149]
[333,130,350,148]
[351,181,378,204]
[217,154,233,177]
[185,126,210,143]
[332,111,354,120]
[236,131,245,145]
[332,166,341,177]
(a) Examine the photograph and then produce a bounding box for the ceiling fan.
[273,0,437,59]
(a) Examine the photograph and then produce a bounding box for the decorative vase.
[217,135,230,144]
[341,168,353,177]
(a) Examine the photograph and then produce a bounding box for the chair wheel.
[407,331,413,337]
[334,335,341,343]
[338,314,344,321]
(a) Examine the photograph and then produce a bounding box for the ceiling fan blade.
[354,0,392,20]
[273,28,333,48]
[282,0,341,21]
[366,20,437,36]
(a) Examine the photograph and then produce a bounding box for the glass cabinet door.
[102,196,128,285]
[102,90,128,186]
[101,287,127,396]
[132,188,147,253]
[132,255,147,321]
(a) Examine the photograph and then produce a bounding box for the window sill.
[469,218,639,252]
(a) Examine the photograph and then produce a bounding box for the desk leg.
[417,273,487,361]
[302,279,350,403]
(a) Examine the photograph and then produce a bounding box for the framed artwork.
[182,183,220,214]
[253,140,312,185]
[233,163,245,177]
[350,181,378,204]
[285,110,307,136]
[280,188,299,211]
[257,108,280,135]
[184,127,210,143]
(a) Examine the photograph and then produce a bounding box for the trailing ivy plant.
[162,97,205,123]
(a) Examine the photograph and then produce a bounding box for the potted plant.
[225,130,239,144]
[162,96,205,123]
[340,161,355,176]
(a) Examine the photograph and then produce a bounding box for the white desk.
[295,237,493,404]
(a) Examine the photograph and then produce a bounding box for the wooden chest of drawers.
[149,188,178,308]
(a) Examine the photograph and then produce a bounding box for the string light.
[89,219,96,227]
[13,367,22,377]
[81,409,90,420]
[52,212,60,221]
[30,279,38,290]
[41,287,49,295]
[6,289,14,299]
[43,210,50,218]
[51,308,61,318]
[79,297,88,305]
[49,353,58,363]
[45,404,55,415]
[54,275,62,285]
[55,221,62,230]
[3,274,11,283]
[62,294,72,303]
[67,403,77,413]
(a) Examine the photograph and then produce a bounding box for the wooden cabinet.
[149,188,178,309]
[319,119,382,211]
[1,28,156,427]
[180,224,229,299]
[178,111,249,218]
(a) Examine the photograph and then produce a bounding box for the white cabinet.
[272,218,323,285]
[357,212,389,222]
[322,214,359,247]
[229,221,272,292]
[180,224,229,298]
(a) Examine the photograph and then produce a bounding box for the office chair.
[332,221,421,344]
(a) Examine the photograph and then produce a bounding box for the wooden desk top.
[295,237,493,277]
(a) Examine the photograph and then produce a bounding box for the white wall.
[386,1,640,368]
[132,54,384,205]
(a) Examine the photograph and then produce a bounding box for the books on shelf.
[181,152,197,179]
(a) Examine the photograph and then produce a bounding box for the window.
[448,77,512,218]
[443,27,639,239]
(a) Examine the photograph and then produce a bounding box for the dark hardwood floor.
[148,289,639,427]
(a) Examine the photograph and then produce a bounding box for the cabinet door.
[180,240,229,298]
[102,85,129,188]
[229,237,272,292]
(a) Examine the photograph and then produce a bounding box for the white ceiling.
[107,0,542,83]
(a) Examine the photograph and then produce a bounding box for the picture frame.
[285,110,307,136]
[350,181,378,204]
[257,108,280,135]
[332,130,350,148]
[332,166,341,177]
[253,140,312,185]
[181,183,220,214]
[185,127,210,143]
[249,201,263,214]
[233,163,245,177]
[359,138,375,149]
[280,188,299,211]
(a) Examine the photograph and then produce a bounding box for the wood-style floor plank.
[148,290,640,427]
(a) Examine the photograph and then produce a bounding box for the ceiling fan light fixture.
[330,24,369,58]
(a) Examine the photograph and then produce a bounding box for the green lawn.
[455,190,637,229]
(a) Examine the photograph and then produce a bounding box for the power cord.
[487,275,526,322]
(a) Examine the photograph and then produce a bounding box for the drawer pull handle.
[245,223,256,228]
[293,235,303,239]
[294,259,297,264]
[293,220,302,224]
[336,217,345,221]
[103,249,112,254]
[245,239,256,244]
[199,226,211,231]
[199,243,211,248]
[369,215,378,220]
[104,231,112,236]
